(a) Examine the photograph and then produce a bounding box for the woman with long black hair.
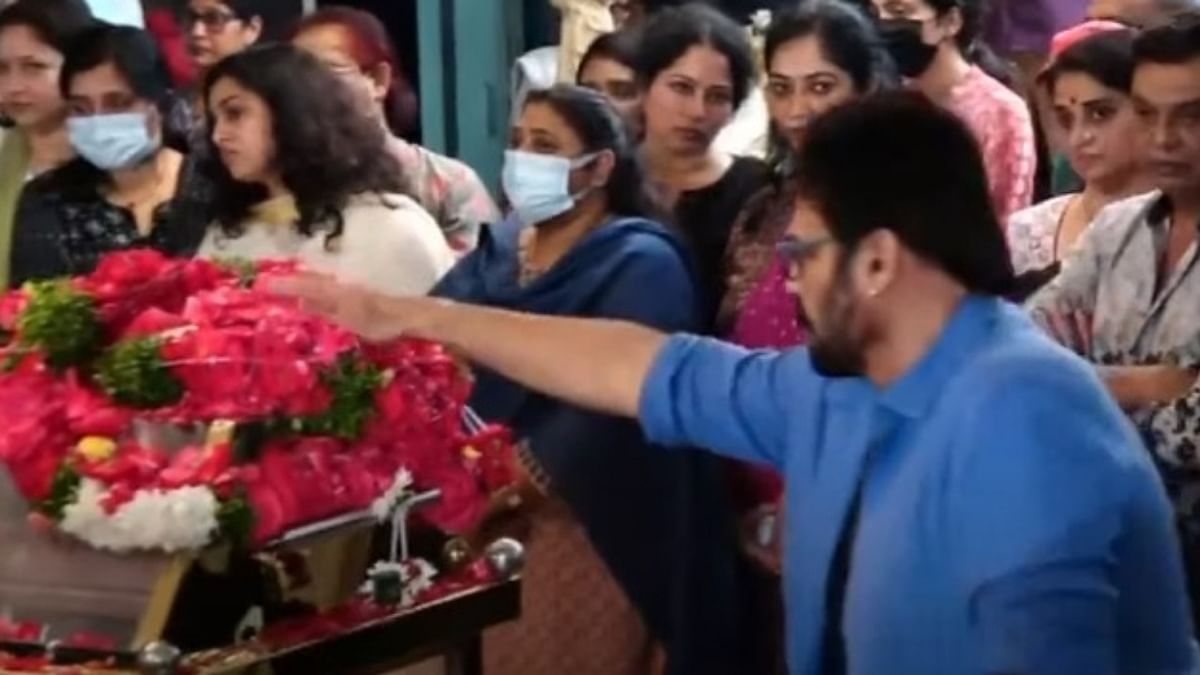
[196,44,454,296]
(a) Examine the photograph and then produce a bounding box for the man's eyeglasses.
[776,235,834,266]
[186,9,238,31]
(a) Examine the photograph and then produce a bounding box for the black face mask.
[878,18,939,78]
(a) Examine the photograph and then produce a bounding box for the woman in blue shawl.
[434,85,756,675]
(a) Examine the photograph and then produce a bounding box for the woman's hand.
[1037,306,1093,357]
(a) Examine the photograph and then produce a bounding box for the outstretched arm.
[273,273,664,419]
[272,274,803,467]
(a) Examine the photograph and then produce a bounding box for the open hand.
[268,272,431,342]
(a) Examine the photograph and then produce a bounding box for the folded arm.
[1101,365,1199,412]
[1026,217,1105,356]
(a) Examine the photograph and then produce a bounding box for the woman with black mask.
[872,0,1037,223]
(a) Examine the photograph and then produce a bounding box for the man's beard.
[807,285,867,379]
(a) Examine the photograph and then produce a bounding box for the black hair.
[522,85,665,221]
[219,0,270,23]
[60,24,174,108]
[200,44,408,245]
[765,0,895,93]
[793,91,1014,296]
[925,0,1019,88]
[0,0,94,55]
[1133,10,1200,64]
[925,0,982,50]
[762,1,897,174]
[1045,29,1136,94]
[577,29,641,79]
[633,2,757,108]
[40,25,176,196]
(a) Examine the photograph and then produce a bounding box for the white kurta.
[198,192,456,297]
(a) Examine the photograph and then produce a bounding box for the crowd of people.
[6,0,1200,673]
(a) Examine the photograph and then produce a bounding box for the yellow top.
[248,193,301,228]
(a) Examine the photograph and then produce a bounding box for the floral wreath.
[0,251,516,554]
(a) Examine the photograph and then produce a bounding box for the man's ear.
[851,229,901,299]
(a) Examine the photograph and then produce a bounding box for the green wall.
[417,0,526,193]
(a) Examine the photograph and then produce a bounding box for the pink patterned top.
[718,184,805,506]
[945,66,1037,223]
[730,257,805,349]
[387,138,499,254]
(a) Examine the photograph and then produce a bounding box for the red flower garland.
[0,251,517,547]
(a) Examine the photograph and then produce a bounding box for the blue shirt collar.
[878,295,1003,419]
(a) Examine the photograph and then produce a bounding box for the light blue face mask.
[501,149,600,227]
[67,112,159,171]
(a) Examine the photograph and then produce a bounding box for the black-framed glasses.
[185,8,238,31]
[776,235,834,266]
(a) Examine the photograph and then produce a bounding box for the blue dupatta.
[433,216,758,675]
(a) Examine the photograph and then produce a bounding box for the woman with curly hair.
[196,44,455,296]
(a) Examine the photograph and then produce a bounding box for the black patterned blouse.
[8,156,210,288]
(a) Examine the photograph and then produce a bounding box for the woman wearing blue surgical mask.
[433,84,756,675]
[10,23,209,286]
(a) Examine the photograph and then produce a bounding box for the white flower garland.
[361,558,438,608]
[370,468,414,522]
[59,479,220,554]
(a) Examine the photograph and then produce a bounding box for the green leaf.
[231,418,290,463]
[217,493,255,549]
[94,337,184,408]
[213,258,258,288]
[298,355,382,440]
[39,466,82,521]
[1,350,25,373]
[17,282,101,370]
